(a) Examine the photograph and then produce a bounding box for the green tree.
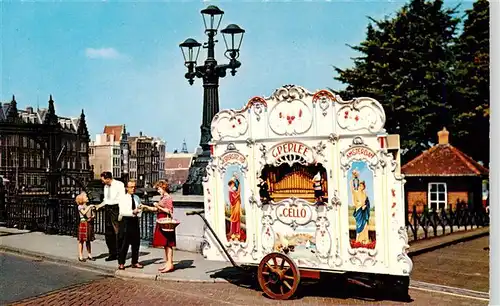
[334,0,460,162]
[450,0,489,164]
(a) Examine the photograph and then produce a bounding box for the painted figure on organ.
[257,176,271,204]
[352,169,360,191]
[228,174,242,241]
[351,179,371,244]
[313,171,324,204]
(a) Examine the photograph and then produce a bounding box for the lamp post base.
[182,152,210,196]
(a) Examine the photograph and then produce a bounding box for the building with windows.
[89,125,130,181]
[127,132,166,188]
[89,133,121,179]
[401,128,489,215]
[90,126,166,187]
[129,155,138,181]
[164,140,194,192]
[154,138,166,181]
[0,96,93,196]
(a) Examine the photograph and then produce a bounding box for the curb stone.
[0,245,230,284]
[155,276,230,283]
[0,246,116,276]
[115,270,157,280]
[407,227,489,257]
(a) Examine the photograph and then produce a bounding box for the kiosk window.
[428,182,447,210]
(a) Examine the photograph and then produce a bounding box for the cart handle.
[184,208,240,269]
[186,210,205,216]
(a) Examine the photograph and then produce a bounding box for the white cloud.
[85,47,125,59]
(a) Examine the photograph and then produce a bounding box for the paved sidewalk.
[0,226,489,283]
[0,228,230,283]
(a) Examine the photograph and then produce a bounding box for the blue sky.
[0,1,472,152]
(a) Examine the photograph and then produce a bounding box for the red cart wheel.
[257,252,300,300]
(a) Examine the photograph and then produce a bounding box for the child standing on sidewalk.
[76,192,96,262]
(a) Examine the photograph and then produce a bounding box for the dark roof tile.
[401,144,489,177]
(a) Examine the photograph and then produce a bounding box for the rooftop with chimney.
[401,127,489,177]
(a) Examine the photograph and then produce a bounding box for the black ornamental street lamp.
[180,5,245,196]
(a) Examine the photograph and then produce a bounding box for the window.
[428,182,447,210]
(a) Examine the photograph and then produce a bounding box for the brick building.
[89,125,129,180]
[0,96,93,196]
[164,140,194,192]
[90,126,165,187]
[127,132,166,188]
[401,128,489,214]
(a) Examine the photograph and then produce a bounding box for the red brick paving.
[9,236,490,306]
[10,277,486,306]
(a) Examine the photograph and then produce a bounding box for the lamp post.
[180,5,245,196]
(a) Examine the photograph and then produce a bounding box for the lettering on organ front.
[276,203,313,226]
[221,152,246,167]
[345,147,375,159]
[270,142,314,163]
[282,207,307,218]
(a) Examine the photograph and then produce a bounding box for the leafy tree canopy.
[334,0,489,164]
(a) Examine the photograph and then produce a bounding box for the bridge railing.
[406,204,489,242]
[3,196,157,243]
[4,195,489,245]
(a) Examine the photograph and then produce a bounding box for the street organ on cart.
[196,85,413,299]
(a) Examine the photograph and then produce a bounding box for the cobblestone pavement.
[8,236,490,305]
[410,236,489,292]
[10,276,486,306]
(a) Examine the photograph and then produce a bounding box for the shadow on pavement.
[94,253,110,260]
[95,251,151,260]
[0,232,30,237]
[174,259,195,270]
[210,266,414,303]
[139,257,163,267]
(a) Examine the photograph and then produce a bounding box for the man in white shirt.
[117,180,144,270]
[100,171,125,261]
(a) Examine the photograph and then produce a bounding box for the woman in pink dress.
[149,180,176,273]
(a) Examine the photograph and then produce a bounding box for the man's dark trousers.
[118,216,140,265]
[105,205,120,259]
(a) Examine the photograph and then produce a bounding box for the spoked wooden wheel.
[257,252,300,300]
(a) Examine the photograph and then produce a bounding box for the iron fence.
[91,209,156,242]
[5,195,48,231]
[3,196,157,244]
[406,204,489,242]
[4,195,489,246]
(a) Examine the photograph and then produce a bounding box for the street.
[411,236,490,292]
[2,236,489,306]
[7,276,486,306]
[0,252,107,305]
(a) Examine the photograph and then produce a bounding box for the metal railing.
[4,195,489,245]
[406,204,489,242]
[3,195,158,244]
